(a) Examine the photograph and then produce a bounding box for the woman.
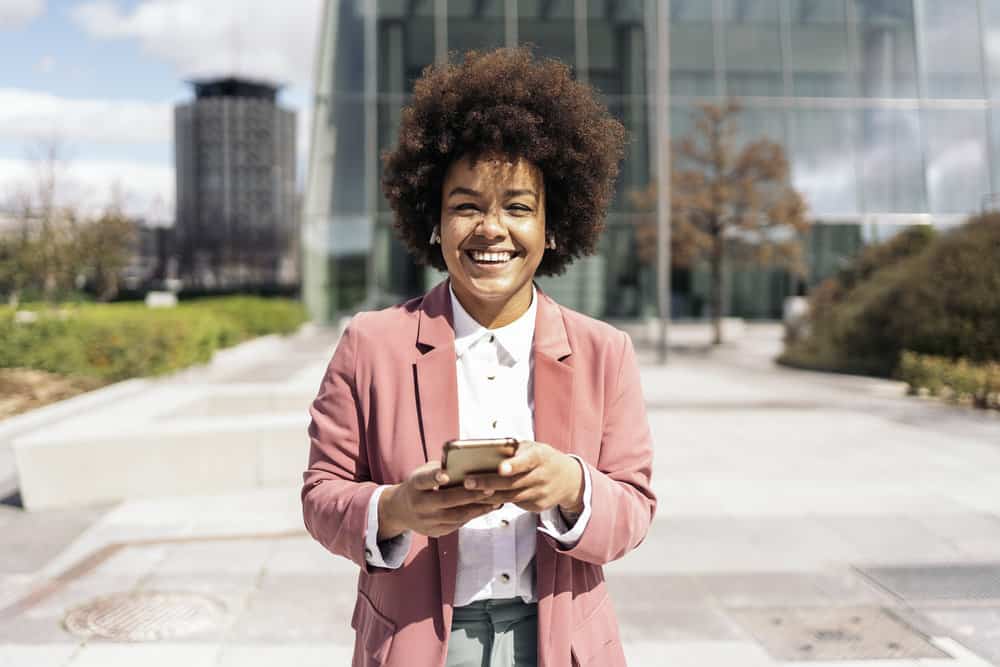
[302,47,655,667]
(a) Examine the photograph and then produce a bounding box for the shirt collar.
[450,284,537,364]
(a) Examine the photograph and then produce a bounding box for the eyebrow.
[447,187,538,200]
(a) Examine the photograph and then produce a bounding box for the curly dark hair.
[381,47,626,276]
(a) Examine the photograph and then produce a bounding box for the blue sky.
[0,0,321,219]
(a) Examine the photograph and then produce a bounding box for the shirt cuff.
[365,485,412,569]
[537,454,593,547]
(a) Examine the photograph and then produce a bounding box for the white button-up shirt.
[364,285,592,606]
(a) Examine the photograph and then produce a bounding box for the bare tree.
[0,139,137,304]
[633,100,809,344]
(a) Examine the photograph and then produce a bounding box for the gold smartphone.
[441,438,518,486]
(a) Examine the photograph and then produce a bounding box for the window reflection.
[670,0,717,96]
[923,110,989,214]
[789,0,852,97]
[919,0,984,98]
[722,0,783,96]
[979,0,1000,99]
[377,2,435,94]
[587,0,646,98]
[448,0,506,54]
[851,0,918,98]
[789,109,859,215]
[858,109,926,213]
[518,0,575,64]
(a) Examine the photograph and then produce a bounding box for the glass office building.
[304,0,1000,323]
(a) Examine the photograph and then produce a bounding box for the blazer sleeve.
[300,318,382,574]
[548,331,657,565]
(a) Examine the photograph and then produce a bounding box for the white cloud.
[0,157,174,221]
[0,88,171,145]
[71,0,323,91]
[0,0,45,29]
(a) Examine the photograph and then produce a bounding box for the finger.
[464,472,529,492]
[499,445,541,476]
[425,485,494,509]
[411,462,446,491]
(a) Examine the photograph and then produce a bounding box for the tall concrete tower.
[174,76,297,290]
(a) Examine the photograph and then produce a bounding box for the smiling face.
[439,154,546,327]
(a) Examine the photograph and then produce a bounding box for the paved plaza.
[1,322,999,666]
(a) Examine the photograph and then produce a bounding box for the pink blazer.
[302,280,656,667]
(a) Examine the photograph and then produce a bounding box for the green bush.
[0,297,308,382]
[781,215,1000,378]
[899,351,1000,410]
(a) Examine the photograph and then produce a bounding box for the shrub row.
[898,351,1000,410]
[0,297,308,382]
[780,215,1000,379]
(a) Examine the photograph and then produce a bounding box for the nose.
[475,207,506,239]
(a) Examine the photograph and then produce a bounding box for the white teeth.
[469,250,513,263]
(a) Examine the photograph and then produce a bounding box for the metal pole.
[655,0,671,363]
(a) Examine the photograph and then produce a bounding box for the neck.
[450,281,534,329]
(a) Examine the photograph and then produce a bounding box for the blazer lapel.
[532,286,574,455]
[413,280,461,614]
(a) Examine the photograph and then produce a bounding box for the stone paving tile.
[0,643,79,667]
[224,573,356,645]
[920,608,1000,665]
[0,503,112,576]
[67,641,219,667]
[215,643,354,667]
[819,516,967,565]
[262,535,358,577]
[623,639,775,666]
[607,575,746,641]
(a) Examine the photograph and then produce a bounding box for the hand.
[378,461,500,539]
[462,441,584,514]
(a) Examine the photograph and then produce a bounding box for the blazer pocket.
[569,594,626,667]
[351,590,396,666]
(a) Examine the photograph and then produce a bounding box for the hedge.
[780,215,1000,378]
[899,351,1000,410]
[0,297,308,382]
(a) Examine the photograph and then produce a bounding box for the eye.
[454,203,479,212]
[508,203,532,213]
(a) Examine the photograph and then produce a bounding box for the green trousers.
[445,598,539,667]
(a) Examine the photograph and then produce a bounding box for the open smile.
[463,249,521,267]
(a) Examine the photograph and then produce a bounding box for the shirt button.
[500,573,510,583]
[365,548,373,558]
[491,420,497,429]
[487,374,496,380]
[500,519,510,527]
[489,334,495,342]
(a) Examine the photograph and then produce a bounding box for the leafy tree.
[633,100,809,344]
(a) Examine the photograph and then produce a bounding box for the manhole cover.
[729,607,948,661]
[859,564,1000,603]
[63,591,228,641]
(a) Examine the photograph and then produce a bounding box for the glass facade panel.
[789,109,859,216]
[448,0,506,54]
[669,0,717,96]
[586,1,646,98]
[721,0,783,96]
[788,0,852,97]
[518,0,575,64]
[923,110,989,214]
[851,0,918,98]
[981,0,1000,98]
[919,0,984,98]
[991,108,1000,196]
[858,108,926,213]
[377,2,435,94]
